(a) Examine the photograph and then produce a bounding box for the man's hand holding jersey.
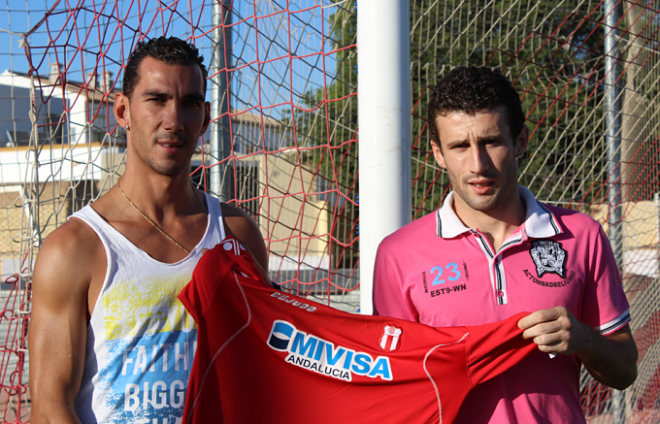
[518,307,637,390]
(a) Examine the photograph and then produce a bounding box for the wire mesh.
[0,0,657,422]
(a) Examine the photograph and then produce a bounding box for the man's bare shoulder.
[221,202,256,222]
[220,202,263,241]
[41,216,101,257]
[220,202,268,270]
[34,213,105,289]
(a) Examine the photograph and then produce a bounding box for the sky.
[0,0,341,116]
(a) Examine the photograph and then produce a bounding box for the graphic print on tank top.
[95,272,197,423]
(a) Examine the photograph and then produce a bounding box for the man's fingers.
[532,331,568,346]
[518,306,566,329]
[536,341,563,354]
[521,321,561,340]
[520,307,589,355]
[518,310,551,330]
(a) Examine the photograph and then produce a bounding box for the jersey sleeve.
[583,225,630,335]
[372,241,419,322]
[465,312,537,387]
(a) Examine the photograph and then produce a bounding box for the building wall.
[0,71,122,148]
[233,153,330,272]
[0,181,91,281]
[0,188,24,279]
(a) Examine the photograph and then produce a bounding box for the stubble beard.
[130,133,193,177]
[148,156,190,177]
[449,159,519,216]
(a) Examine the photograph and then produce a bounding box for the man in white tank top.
[29,37,268,424]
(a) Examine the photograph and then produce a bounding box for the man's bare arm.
[29,220,105,424]
[518,307,638,390]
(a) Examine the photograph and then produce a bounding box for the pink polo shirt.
[373,186,630,424]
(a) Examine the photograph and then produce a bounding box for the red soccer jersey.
[179,237,537,424]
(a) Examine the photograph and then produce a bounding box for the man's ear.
[515,125,529,158]
[200,101,211,136]
[114,92,130,130]
[431,140,446,169]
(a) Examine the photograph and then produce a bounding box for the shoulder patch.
[529,239,566,278]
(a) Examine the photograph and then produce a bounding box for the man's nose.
[163,102,185,132]
[468,145,490,174]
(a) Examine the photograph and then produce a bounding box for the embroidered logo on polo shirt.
[529,240,566,278]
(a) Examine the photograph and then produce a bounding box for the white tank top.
[72,193,226,424]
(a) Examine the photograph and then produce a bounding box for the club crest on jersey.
[267,320,393,382]
[379,324,402,352]
[529,239,566,278]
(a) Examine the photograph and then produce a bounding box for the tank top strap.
[69,204,147,257]
[69,204,123,256]
[202,192,226,247]
[68,204,108,235]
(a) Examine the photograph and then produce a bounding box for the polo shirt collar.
[435,186,563,239]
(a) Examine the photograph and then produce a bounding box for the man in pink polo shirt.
[373,66,638,423]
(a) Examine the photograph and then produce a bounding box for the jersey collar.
[436,186,563,240]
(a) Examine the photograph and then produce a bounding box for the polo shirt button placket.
[493,254,507,305]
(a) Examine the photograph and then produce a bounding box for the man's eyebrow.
[139,90,205,102]
[183,93,205,102]
[476,135,505,143]
[444,134,505,148]
[445,139,468,148]
[140,90,170,98]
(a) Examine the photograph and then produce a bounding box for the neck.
[118,168,204,219]
[453,194,526,252]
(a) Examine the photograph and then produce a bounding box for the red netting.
[0,1,359,421]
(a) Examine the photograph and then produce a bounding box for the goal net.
[0,0,657,422]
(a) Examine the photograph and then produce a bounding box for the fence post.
[604,0,622,263]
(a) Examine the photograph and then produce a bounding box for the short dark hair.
[427,66,525,145]
[122,36,208,99]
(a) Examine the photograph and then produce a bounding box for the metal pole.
[605,0,622,264]
[358,0,412,315]
[605,0,625,422]
[210,0,233,202]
